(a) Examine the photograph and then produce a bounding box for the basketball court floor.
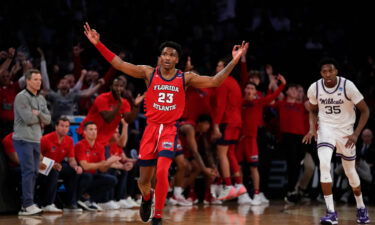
[0,201,373,225]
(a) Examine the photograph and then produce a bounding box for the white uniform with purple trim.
[307,76,364,160]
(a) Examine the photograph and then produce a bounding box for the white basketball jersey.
[307,76,363,129]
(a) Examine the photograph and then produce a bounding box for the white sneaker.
[259,192,269,204]
[99,201,120,210]
[126,196,140,207]
[237,193,253,205]
[217,185,237,200]
[168,197,178,205]
[234,184,247,197]
[91,202,103,211]
[19,204,43,216]
[42,204,63,213]
[251,194,262,206]
[210,184,220,199]
[174,194,193,206]
[117,199,133,209]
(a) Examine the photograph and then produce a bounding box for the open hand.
[344,133,358,149]
[83,22,100,45]
[232,41,249,63]
[302,130,317,144]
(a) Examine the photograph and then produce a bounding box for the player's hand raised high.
[232,41,249,63]
[84,22,100,45]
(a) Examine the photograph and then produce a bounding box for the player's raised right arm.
[84,22,149,79]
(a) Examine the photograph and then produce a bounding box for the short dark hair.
[196,114,212,124]
[219,56,232,67]
[318,57,339,70]
[159,41,182,58]
[83,121,96,130]
[24,69,41,80]
[286,83,299,90]
[245,81,258,88]
[56,116,70,126]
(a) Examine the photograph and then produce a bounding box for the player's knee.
[343,165,360,187]
[319,163,332,183]
[138,177,150,188]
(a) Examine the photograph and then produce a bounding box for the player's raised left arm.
[185,42,249,88]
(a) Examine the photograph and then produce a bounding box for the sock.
[154,209,162,219]
[143,192,151,201]
[174,186,183,197]
[223,177,232,186]
[324,194,335,212]
[155,157,173,218]
[354,194,365,209]
[234,176,242,184]
[254,189,260,195]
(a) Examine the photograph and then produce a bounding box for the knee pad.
[342,160,360,187]
[318,146,333,183]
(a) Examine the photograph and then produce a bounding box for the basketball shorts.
[236,136,259,165]
[216,124,241,145]
[138,122,179,166]
[317,125,356,161]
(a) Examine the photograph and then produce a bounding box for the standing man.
[13,69,51,215]
[84,22,248,225]
[303,58,370,224]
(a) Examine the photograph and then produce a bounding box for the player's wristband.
[95,42,116,62]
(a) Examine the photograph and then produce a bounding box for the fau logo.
[162,142,173,149]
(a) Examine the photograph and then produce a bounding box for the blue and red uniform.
[139,67,186,166]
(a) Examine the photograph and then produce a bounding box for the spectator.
[13,69,51,215]
[75,122,121,211]
[38,117,83,212]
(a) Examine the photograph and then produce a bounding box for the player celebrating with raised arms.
[84,22,248,225]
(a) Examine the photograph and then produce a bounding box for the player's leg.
[138,124,158,222]
[317,144,338,224]
[154,156,173,220]
[138,166,156,222]
[338,139,370,224]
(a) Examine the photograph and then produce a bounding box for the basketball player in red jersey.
[84,22,248,225]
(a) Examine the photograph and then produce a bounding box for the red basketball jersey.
[144,67,186,124]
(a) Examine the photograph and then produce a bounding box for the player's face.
[216,61,225,73]
[160,47,179,70]
[244,83,257,99]
[112,79,125,96]
[320,64,338,88]
[286,86,298,99]
[27,73,42,92]
[0,70,11,84]
[64,75,75,88]
[55,120,70,136]
[84,124,97,140]
[58,79,70,91]
[361,130,373,144]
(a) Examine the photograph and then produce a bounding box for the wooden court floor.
[0,201,373,225]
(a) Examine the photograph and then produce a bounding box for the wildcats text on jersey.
[319,98,344,104]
